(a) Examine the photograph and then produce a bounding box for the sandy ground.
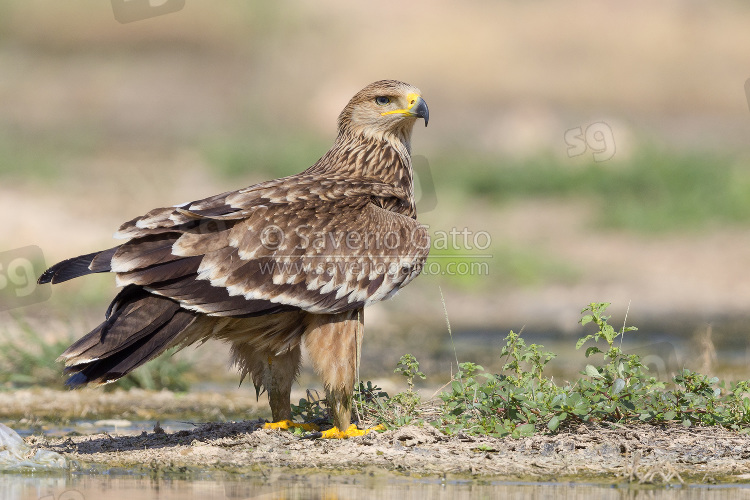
[26,421,750,485]
[0,388,268,423]
[4,389,750,484]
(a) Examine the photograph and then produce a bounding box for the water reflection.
[3,472,750,500]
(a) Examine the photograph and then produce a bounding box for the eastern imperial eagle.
[38,80,430,438]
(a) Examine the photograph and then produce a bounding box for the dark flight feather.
[65,308,196,386]
[37,247,118,284]
[60,287,180,363]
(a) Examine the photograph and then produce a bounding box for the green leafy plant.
[403,303,750,437]
[290,389,329,423]
[352,381,392,426]
[394,354,426,392]
[5,304,750,438]
[349,356,429,429]
[387,354,426,426]
[438,332,558,438]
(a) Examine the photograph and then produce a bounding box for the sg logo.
[626,342,679,383]
[0,246,51,312]
[564,122,616,162]
[111,0,185,24]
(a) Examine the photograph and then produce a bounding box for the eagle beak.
[410,96,429,127]
[381,93,430,127]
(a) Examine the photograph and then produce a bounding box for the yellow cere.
[381,92,422,117]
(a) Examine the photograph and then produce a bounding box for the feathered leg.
[231,343,301,421]
[303,308,366,436]
[266,348,301,421]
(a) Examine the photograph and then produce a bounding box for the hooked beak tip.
[413,97,429,127]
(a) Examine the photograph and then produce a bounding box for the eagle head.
[337,80,429,147]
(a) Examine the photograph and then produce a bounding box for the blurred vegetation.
[432,147,750,233]
[0,315,192,392]
[427,244,579,290]
[0,135,58,181]
[0,129,105,183]
[202,130,328,180]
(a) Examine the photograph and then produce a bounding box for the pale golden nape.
[39,80,430,438]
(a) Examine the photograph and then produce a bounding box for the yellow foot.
[263,420,320,432]
[319,424,386,439]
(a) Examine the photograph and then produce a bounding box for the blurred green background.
[1,0,750,391]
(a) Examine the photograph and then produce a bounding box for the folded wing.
[44,174,430,318]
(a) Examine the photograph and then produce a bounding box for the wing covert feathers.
[48,173,429,317]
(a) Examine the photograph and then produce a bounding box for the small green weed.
[349,356,430,429]
[388,355,427,426]
[394,354,425,392]
[290,389,329,423]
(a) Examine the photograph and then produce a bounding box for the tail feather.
[60,288,181,364]
[61,286,197,386]
[38,247,118,284]
[60,285,144,362]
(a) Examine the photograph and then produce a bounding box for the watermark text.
[0,246,50,312]
[565,122,616,162]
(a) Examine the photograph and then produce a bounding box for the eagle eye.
[375,96,391,106]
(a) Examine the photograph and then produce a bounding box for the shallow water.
[4,471,750,500]
[14,420,197,439]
